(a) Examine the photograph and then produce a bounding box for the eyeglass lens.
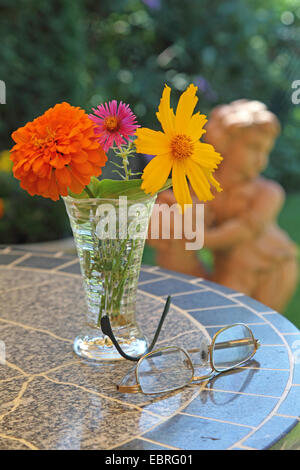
[212,324,255,371]
[137,347,193,394]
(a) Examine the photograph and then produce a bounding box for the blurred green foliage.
[84,0,300,189]
[0,0,300,242]
[0,0,86,147]
[0,172,71,243]
[1,0,300,186]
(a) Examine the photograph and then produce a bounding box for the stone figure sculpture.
[147,99,298,312]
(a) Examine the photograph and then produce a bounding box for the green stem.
[114,239,136,308]
[85,185,94,198]
[96,236,132,327]
[119,146,129,181]
[123,157,129,181]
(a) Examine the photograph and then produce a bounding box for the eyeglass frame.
[117,323,261,395]
[100,295,172,362]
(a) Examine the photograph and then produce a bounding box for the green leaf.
[67,188,88,199]
[96,178,173,200]
[88,176,103,197]
[68,178,173,200]
[97,179,143,199]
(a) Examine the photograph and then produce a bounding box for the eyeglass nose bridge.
[117,383,140,394]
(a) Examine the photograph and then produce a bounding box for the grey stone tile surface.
[0,256,298,450]
[0,376,160,450]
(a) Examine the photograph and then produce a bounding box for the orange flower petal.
[71,161,93,176]
[10,102,107,200]
[55,167,72,187]
[68,174,84,194]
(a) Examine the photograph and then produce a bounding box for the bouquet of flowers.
[9,83,223,360]
[10,83,222,210]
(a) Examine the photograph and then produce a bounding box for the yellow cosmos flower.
[135,84,223,211]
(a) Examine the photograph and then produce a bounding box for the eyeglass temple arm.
[100,296,172,362]
[213,338,260,350]
[188,338,260,356]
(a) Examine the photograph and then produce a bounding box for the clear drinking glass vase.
[63,194,156,361]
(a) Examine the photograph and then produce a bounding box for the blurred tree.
[0,0,300,190]
[0,171,71,243]
[83,0,300,189]
[0,0,86,242]
[0,0,86,149]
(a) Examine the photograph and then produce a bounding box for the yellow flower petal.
[191,142,223,170]
[185,158,215,202]
[202,168,223,193]
[175,84,198,134]
[135,128,170,155]
[172,159,192,212]
[156,85,175,134]
[186,112,207,142]
[141,154,173,195]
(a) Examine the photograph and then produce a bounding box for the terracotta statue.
[147,189,207,277]
[147,99,298,313]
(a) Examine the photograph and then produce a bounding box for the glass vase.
[63,194,156,361]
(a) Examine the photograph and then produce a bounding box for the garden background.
[0,0,299,326]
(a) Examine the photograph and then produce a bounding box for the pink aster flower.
[88,100,139,152]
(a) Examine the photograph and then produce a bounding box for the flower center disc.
[171,134,194,160]
[104,116,120,132]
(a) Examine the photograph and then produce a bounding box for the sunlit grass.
[278,192,300,328]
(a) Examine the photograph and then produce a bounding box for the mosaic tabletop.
[0,245,299,450]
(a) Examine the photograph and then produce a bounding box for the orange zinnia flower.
[10,102,107,201]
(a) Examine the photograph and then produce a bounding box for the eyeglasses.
[117,323,260,395]
[100,297,260,395]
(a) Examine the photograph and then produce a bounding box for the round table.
[0,245,299,450]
